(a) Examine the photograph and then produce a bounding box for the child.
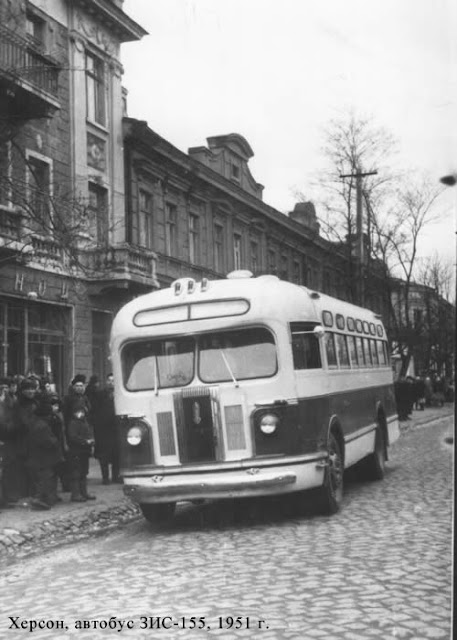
[67,406,96,502]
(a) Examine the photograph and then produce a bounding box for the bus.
[110,271,399,524]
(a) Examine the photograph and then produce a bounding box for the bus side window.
[336,333,350,368]
[370,339,379,366]
[356,337,365,366]
[377,340,386,365]
[348,335,358,367]
[325,332,338,368]
[291,328,322,370]
[363,338,372,366]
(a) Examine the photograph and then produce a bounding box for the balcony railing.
[0,24,60,98]
[81,244,159,291]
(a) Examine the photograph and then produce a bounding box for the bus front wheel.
[140,502,176,526]
[318,432,344,515]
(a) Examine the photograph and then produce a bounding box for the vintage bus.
[110,271,399,524]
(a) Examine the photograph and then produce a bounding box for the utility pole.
[340,169,377,306]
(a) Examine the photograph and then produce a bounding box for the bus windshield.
[122,327,277,391]
[199,327,277,383]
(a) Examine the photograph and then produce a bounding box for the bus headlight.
[126,426,143,446]
[259,413,280,435]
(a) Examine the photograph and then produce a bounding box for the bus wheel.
[140,502,176,526]
[362,426,386,481]
[318,432,344,515]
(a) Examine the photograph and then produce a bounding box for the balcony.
[80,243,159,295]
[0,24,61,119]
[0,204,32,260]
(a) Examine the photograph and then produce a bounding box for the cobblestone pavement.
[0,412,453,640]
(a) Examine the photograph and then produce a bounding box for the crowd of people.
[394,373,453,421]
[0,372,120,511]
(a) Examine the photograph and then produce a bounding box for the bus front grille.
[157,411,176,456]
[224,405,246,450]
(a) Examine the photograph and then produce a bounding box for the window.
[0,141,11,204]
[325,333,338,367]
[214,224,224,272]
[290,323,322,370]
[123,337,195,391]
[348,335,358,366]
[88,182,108,242]
[165,203,177,255]
[370,340,379,365]
[27,155,51,231]
[86,51,105,126]
[363,338,372,365]
[336,334,350,368]
[26,12,46,49]
[377,341,387,365]
[280,255,288,280]
[138,189,153,248]
[231,164,240,182]
[356,337,365,365]
[293,261,300,284]
[189,213,199,264]
[199,328,277,383]
[233,234,242,270]
[268,249,276,274]
[250,241,259,274]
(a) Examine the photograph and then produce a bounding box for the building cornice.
[72,0,148,42]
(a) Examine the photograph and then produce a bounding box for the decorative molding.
[75,11,118,56]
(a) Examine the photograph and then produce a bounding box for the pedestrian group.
[0,373,120,510]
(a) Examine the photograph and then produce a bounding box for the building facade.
[123,120,362,302]
[0,0,157,393]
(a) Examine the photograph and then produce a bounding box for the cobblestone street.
[0,414,453,640]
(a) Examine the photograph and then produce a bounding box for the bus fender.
[319,415,345,467]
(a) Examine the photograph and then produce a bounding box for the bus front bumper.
[123,461,325,503]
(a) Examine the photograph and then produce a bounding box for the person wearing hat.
[62,374,90,429]
[27,396,63,509]
[2,378,38,504]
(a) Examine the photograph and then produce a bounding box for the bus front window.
[123,337,195,390]
[199,328,277,383]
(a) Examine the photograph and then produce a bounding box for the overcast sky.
[122,0,456,266]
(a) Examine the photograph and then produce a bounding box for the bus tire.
[140,502,176,526]
[318,431,344,515]
[362,425,386,481]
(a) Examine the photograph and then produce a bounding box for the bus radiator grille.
[157,411,176,456]
[224,405,246,450]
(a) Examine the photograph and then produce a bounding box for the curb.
[0,501,141,566]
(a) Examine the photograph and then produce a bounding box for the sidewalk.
[0,404,454,564]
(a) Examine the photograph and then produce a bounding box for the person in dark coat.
[47,393,69,495]
[91,373,120,484]
[67,407,96,502]
[27,396,63,510]
[1,379,37,504]
[62,374,90,429]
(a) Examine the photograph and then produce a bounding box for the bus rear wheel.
[318,432,344,515]
[140,502,176,526]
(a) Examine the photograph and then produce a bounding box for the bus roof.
[111,272,385,341]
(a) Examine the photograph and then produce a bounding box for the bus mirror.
[313,325,325,339]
